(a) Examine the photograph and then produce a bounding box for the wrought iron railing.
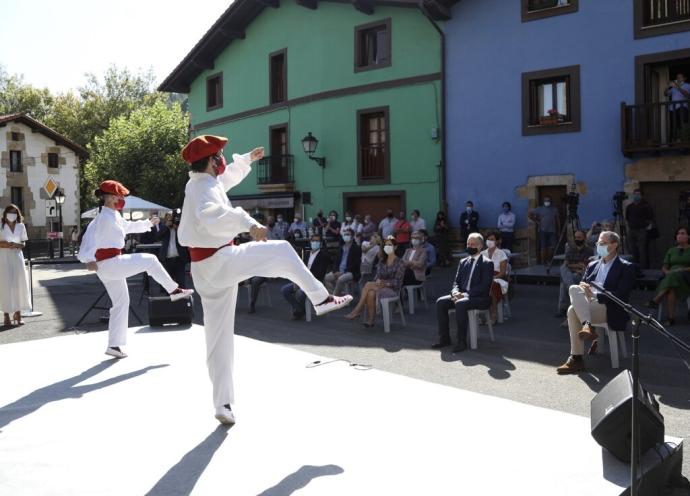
[256,155,294,184]
[621,99,690,154]
[642,0,690,26]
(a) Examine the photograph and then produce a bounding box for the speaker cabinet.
[590,370,664,462]
[148,296,194,327]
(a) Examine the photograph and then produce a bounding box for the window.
[521,0,578,22]
[634,0,690,38]
[522,65,581,135]
[357,107,390,184]
[270,49,287,104]
[355,19,391,72]
[10,150,22,172]
[206,73,223,111]
[11,187,23,214]
[48,153,59,168]
[11,132,20,141]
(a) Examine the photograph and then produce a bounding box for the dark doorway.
[344,192,404,225]
[641,181,690,268]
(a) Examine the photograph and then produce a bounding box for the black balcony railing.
[621,99,690,154]
[256,154,294,185]
[643,0,690,26]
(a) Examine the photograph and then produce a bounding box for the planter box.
[539,115,560,126]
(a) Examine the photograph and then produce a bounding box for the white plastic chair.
[402,283,428,315]
[448,308,494,349]
[593,324,628,369]
[362,295,406,332]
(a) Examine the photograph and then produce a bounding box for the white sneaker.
[170,288,194,302]
[314,294,353,316]
[105,347,128,359]
[215,404,236,425]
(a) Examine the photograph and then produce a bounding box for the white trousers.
[97,253,178,348]
[567,285,607,355]
[191,240,329,408]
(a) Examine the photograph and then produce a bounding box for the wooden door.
[345,193,403,225]
[641,181,690,268]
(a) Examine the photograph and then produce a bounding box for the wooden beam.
[296,0,318,9]
[352,0,374,15]
[219,28,246,39]
[255,0,279,8]
[192,59,215,70]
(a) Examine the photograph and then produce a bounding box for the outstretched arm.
[219,148,264,192]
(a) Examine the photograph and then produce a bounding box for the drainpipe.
[419,3,447,213]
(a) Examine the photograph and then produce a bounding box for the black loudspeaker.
[148,296,194,327]
[590,370,664,462]
[302,192,312,205]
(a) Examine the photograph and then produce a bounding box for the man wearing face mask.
[459,201,479,244]
[555,230,594,318]
[529,196,560,265]
[79,180,194,359]
[272,214,289,240]
[497,202,516,252]
[324,228,361,296]
[324,210,341,250]
[379,209,397,239]
[557,231,635,374]
[281,233,331,320]
[401,231,428,286]
[178,135,352,425]
[625,188,654,270]
[158,210,190,288]
[433,233,494,353]
[288,213,308,245]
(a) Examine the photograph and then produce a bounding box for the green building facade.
[161,0,451,225]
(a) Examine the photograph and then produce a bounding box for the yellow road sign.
[43,177,58,198]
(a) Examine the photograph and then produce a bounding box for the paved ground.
[2,261,690,489]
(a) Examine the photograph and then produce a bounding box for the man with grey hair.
[433,232,494,353]
[557,231,635,374]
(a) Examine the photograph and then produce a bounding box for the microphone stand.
[589,281,690,496]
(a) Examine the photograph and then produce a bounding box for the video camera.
[562,184,579,219]
[171,208,182,226]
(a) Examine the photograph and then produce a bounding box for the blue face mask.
[310,241,321,251]
[596,244,609,258]
[342,235,352,243]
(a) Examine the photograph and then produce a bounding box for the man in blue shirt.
[420,229,436,274]
[665,72,690,142]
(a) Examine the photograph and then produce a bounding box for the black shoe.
[248,304,256,314]
[452,341,468,353]
[431,339,451,349]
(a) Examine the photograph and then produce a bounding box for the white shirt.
[480,247,507,272]
[378,217,396,238]
[410,217,426,233]
[498,212,516,232]
[178,153,261,249]
[167,228,180,258]
[1,222,28,244]
[341,221,363,235]
[307,249,320,270]
[593,256,618,294]
[78,207,153,263]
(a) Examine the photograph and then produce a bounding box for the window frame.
[206,72,223,111]
[354,18,392,73]
[269,48,288,105]
[357,105,391,185]
[9,150,22,172]
[10,132,20,141]
[522,65,581,136]
[521,0,578,22]
[634,0,690,39]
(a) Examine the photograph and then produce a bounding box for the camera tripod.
[613,210,628,254]
[546,211,581,275]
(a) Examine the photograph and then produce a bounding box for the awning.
[229,192,295,210]
[81,195,171,219]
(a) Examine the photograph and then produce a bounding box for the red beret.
[181,135,228,164]
[97,180,129,196]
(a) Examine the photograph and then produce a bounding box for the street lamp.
[54,189,65,258]
[301,132,326,168]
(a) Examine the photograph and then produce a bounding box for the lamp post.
[54,189,65,258]
[301,132,326,167]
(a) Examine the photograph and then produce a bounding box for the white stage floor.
[0,325,681,496]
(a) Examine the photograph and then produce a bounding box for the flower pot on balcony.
[539,115,560,126]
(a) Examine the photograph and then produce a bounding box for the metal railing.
[360,145,386,179]
[642,0,690,26]
[621,99,690,154]
[256,155,294,185]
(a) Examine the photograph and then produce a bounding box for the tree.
[83,101,190,210]
[0,66,54,121]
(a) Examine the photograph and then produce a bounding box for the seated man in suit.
[324,228,362,296]
[557,231,635,374]
[281,233,331,320]
[433,232,494,353]
[158,211,190,288]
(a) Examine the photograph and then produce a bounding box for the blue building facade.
[444,0,690,263]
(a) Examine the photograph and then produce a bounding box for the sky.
[0,0,232,93]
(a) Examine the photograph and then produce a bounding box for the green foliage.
[84,101,190,209]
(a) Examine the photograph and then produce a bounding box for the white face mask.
[342,235,352,243]
[384,245,394,255]
[544,201,551,207]
[6,213,18,222]
[411,239,421,247]
[486,240,495,249]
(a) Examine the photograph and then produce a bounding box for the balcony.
[642,0,690,27]
[621,100,690,155]
[256,154,294,192]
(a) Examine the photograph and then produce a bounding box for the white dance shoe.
[314,294,353,316]
[105,347,128,359]
[170,288,195,302]
[215,404,236,425]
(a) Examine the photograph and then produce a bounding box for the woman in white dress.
[0,204,31,326]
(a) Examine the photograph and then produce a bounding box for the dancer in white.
[0,204,31,326]
[78,180,194,358]
[177,135,352,425]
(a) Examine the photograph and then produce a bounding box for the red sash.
[95,248,122,261]
[189,241,234,263]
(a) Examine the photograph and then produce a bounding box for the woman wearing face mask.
[401,231,428,286]
[497,202,516,252]
[78,180,194,358]
[0,204,31,326]
[433,211,452,267]
[480,231,509,325]
[646,226,690,325]
[324,210,341,252]
[345,236,405,327]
